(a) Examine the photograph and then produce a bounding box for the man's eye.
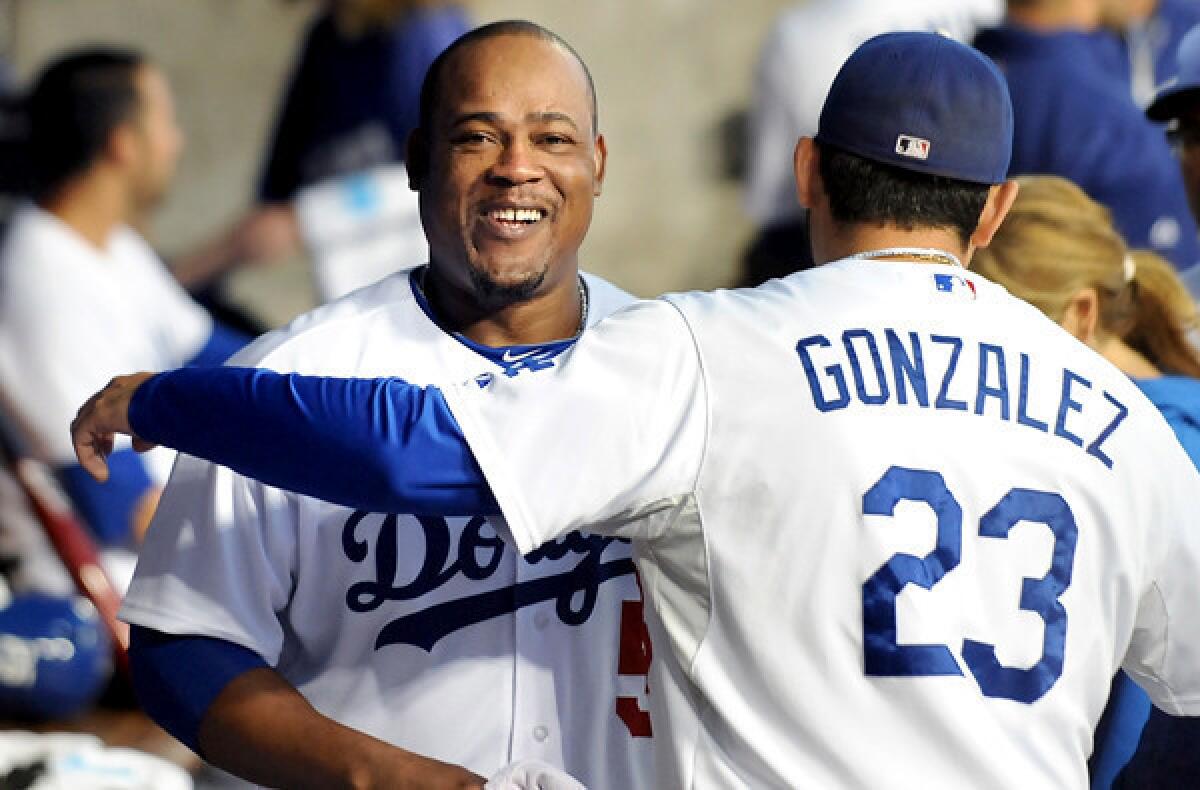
[453,132,492,145]
[541,134,574,147]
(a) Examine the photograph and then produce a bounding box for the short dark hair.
[817,142,990,245]
[26,48,145,196]
[417,20,598,137]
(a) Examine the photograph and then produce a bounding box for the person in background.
[174,0,470,301]
[739,0,1001,286]
[974,0,1200,290]
[0,49,249,551]
[1146,23,1200,254]
[970,174,1200,789]
[1098,0,1200,106]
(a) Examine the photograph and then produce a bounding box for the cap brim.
[1147,82,1200,122]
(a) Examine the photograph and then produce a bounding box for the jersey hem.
[441,383,540,555]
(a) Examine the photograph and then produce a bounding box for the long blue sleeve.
[127,367,497,515]
[129,626,267,754]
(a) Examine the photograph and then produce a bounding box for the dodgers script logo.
[341,511,635,651]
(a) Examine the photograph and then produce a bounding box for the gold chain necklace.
[848,246,964,267]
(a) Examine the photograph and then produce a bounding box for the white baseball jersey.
[745,0,1003,225]
[0,202,211,468]
[120,268,654,788]
[444,259,1200,789]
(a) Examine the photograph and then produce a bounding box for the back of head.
[972,175,1200,377]
[26,48,144,198]
[814,32,1013,244]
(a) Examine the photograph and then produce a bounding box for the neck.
[38,173,130,251]
[1097,335,1161,379]
[421,263,585,347]
[818,225,970,268]
[1007,2,1101,32]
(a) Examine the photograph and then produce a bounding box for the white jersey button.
[533,725,550,742]
[534,612,550,629]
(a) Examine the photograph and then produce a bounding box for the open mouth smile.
[479,205,550,239]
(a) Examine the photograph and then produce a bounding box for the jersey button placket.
[513,556,558,762]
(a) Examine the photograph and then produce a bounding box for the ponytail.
[1122,250,1200,379]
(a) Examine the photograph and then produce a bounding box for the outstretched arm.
[130,627,486,789]
[200,665,486,790]
[71,368,496,516]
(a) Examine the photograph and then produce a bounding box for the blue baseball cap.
[816,32,1013,185]
[1147,24,1200,121]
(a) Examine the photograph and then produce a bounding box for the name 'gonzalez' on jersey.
[796,324,1128,470]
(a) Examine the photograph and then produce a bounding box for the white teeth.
[491,208,543,223]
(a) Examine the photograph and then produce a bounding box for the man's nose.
[487,138,542,185]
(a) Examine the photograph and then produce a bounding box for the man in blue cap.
[1148,24,1200,229]
[73,32,1200,787]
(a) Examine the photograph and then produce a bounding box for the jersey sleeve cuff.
[118,599,280,666]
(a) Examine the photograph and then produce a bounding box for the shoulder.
[580,271,635,324]
[1137,375,1200,412]
[0,206,94,296]
[228,268,424,368]
[2,204,70,259]
[110,226,168,271]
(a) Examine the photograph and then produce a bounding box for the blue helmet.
[0,592,112,719]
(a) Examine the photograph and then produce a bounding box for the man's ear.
[592,133,607,197]
[793,137,820,210]
[107,122,139,169]
[970,180,1020,249]
[406,129,430,190]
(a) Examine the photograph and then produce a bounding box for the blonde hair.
[972,175,1200,378]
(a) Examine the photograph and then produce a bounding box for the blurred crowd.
[0,0,1198,787]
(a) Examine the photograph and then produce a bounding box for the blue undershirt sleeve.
[55,450,154,545]
[127,367,496,515]
[185,322,254,368]
[128,625,268,754]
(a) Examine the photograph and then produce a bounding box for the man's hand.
[71,372,157,483]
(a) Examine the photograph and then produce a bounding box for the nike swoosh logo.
[501,348,544,363]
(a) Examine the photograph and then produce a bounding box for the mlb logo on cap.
[896,135,931,160]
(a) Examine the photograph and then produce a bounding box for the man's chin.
[468,264,548,306]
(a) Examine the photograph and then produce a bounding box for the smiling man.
[111,22,653,790]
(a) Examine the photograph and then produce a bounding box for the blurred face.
[416,34,605,306]
[1171,106,1200,221]
[127,65,183,212]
